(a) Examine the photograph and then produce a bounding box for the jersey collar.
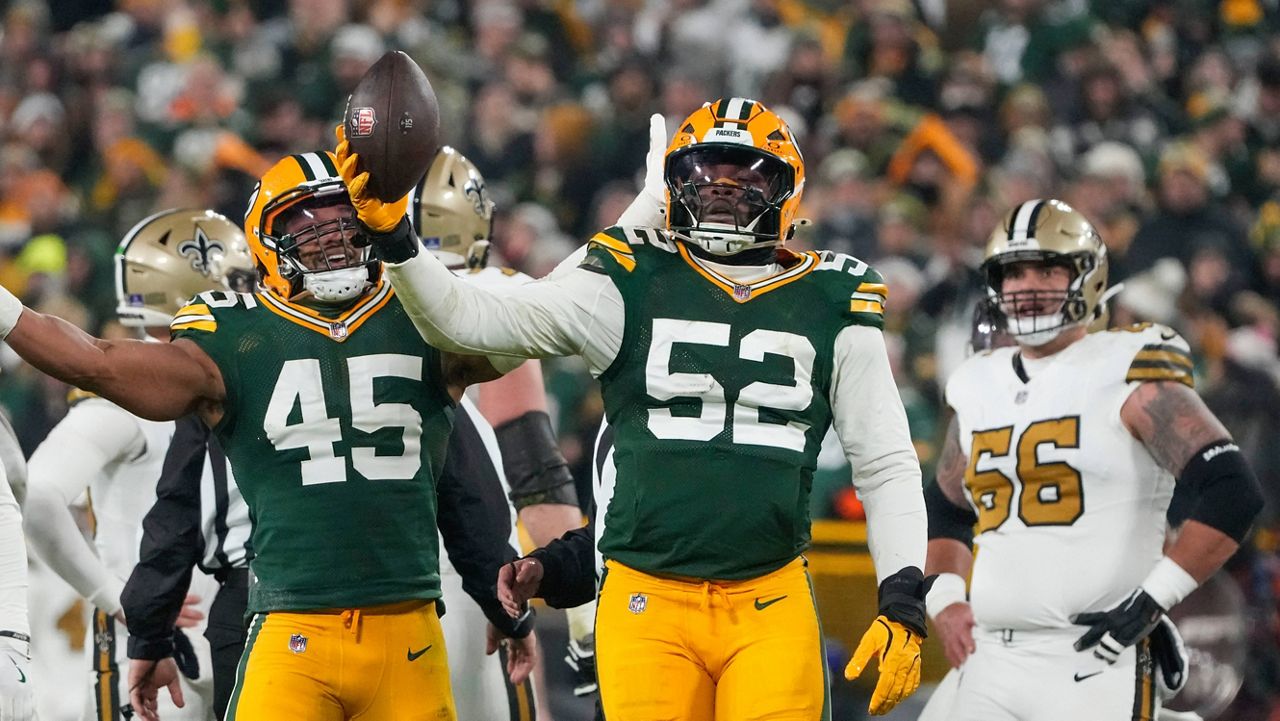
[676,243,820,303]
[259,281,395,342]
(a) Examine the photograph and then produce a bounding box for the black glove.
[877,566,930,637]
[172,628,200,680]
[357,216,419,264]
[1148,615,1188,698]
[1071,589,1163,664]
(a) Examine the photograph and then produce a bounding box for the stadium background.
[0,0,1275,718]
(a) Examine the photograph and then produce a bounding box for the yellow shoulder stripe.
[175,302,210,317]
[589,232,633,256]
[850,299,884,315]
[1133,349,1192,369]
[171,319,217,333]
[603,248,636,272]
[856,282,889,300]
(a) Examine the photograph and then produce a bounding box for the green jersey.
[586,226,887,580]
[172,283,455,613]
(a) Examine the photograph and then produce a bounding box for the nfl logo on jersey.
[329,322,348,340]
[289,633,308,654]
[733,284,751,302]
[628,593,648,615]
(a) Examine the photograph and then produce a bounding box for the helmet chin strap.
[302,267,370,303]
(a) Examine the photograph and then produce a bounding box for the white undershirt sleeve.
[829,324,927,583]
[0,462,28,637]
[23,401,146,614]
[386,249,625,376]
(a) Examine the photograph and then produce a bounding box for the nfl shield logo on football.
[628,593,647,615]
[733,284,751,301]
[329,322,348,340]
[288,633,308,654]
[350,107,377,137]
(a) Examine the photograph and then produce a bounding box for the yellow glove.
[333,124,410,233]
[844,615,922,716]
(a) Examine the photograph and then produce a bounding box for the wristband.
[1140,556,1198,611]
[925,572,967,620]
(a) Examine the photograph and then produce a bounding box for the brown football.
[343,51,441,202]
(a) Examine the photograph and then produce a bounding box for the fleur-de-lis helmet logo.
[177,225,225,277]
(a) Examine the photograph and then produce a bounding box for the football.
[343,50,441,202]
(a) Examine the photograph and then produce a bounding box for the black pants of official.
[204,580,249,720]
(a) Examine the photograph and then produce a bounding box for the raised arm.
[2,304,223,422]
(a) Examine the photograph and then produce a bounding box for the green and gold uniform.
[172,282,458,720]
[583,227,888,721]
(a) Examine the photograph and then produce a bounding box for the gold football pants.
[596,557,830,721]
[226,599,455,721]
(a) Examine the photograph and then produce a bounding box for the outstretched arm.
[2,305,223,422]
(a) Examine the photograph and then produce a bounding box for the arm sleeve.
[527,525,598,609]
[23,401,147,613]
[385,248,624,376]
[435,406,533,638]
[0,462,29,637]
[122,415,208,660]
[829,325,927,583]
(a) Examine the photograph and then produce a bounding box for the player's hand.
[497,558,544,618]
[175,593,204,628]
[615,113,669,226]
[486,624,538,685]
[933,601,976,669]
[845,616,922,716]
[1072,589,1164,664]
[129,657,184,721]
[334,124,410,233]
[0,638,36,721]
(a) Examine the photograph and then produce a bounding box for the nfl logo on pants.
[628,593,647,615]
[289,633,308,654]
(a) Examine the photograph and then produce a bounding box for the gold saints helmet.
[663,97,806,259]
[981,198,1109,346]
[408,146,494,270]
[115,208,257,327]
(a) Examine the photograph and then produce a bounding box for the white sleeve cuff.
[926,572,968,620]
[1141,556,1199,610]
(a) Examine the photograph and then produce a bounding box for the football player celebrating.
[919,199,1264,720]
[23,209,256,721]
[345,98,930,719]
[0,153,534,720]
[0,414,35,721]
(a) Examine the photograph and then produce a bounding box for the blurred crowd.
[0,0,1277,715]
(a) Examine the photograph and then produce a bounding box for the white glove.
[615,113,669,227]
[0,636,37,721]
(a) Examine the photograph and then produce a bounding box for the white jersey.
[25,395,215,721]
[946,324,1191,631]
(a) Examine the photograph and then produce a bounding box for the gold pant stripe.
[92,610,120,721]
[499,643,536,721]
[1130,638,1155,721]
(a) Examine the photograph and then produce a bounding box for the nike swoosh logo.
[8,655,24,683]
[754,595,787,611]
[1074,670,1102,682]
[407,645,432,662]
